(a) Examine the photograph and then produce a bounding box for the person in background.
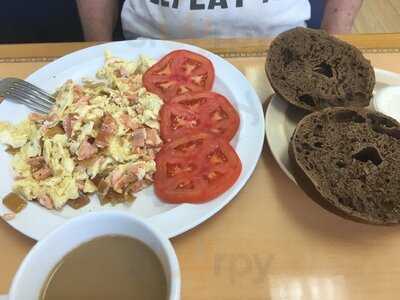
[77,0,363,42]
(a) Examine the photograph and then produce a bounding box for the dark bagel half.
[266,28,375,111]
[290,107,400,225]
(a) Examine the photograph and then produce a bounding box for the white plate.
[0,40,265,240]
[265,68,400,183]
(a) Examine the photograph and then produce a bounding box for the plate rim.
[0,39,265,240]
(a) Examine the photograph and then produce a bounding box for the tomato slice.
[143,50,215,101]
[160,92,240,142]
[154,133,242,204]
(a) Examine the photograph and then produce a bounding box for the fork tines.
[0,78,55,114]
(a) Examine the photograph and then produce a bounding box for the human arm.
[76,0,119,41]
[321,0,363,34]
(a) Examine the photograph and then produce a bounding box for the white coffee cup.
[1,211,180,300]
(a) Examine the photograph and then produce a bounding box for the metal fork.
[0,77,55,114]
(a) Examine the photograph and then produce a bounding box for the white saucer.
[265,68,400,183]
[373,86,400,122]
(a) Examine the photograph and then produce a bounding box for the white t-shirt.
[122,0,311,39]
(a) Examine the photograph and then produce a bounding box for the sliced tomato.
[143,50,215,101]
[154,133,242,204]
[160,92,240,142]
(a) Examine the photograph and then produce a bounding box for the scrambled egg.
[0,52,163,210]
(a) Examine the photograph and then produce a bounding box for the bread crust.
[266,28,375,112]
[290,107,400,225]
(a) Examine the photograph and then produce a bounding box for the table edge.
[0,48,399,64]
[0,33,399,62]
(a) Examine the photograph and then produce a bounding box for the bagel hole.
[313,62,333,78]
[352,147,382,166]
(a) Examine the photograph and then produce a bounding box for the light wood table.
[1,33,400,300]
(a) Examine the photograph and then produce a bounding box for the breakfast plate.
[0,40,265,240]
[266,68,400,183]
